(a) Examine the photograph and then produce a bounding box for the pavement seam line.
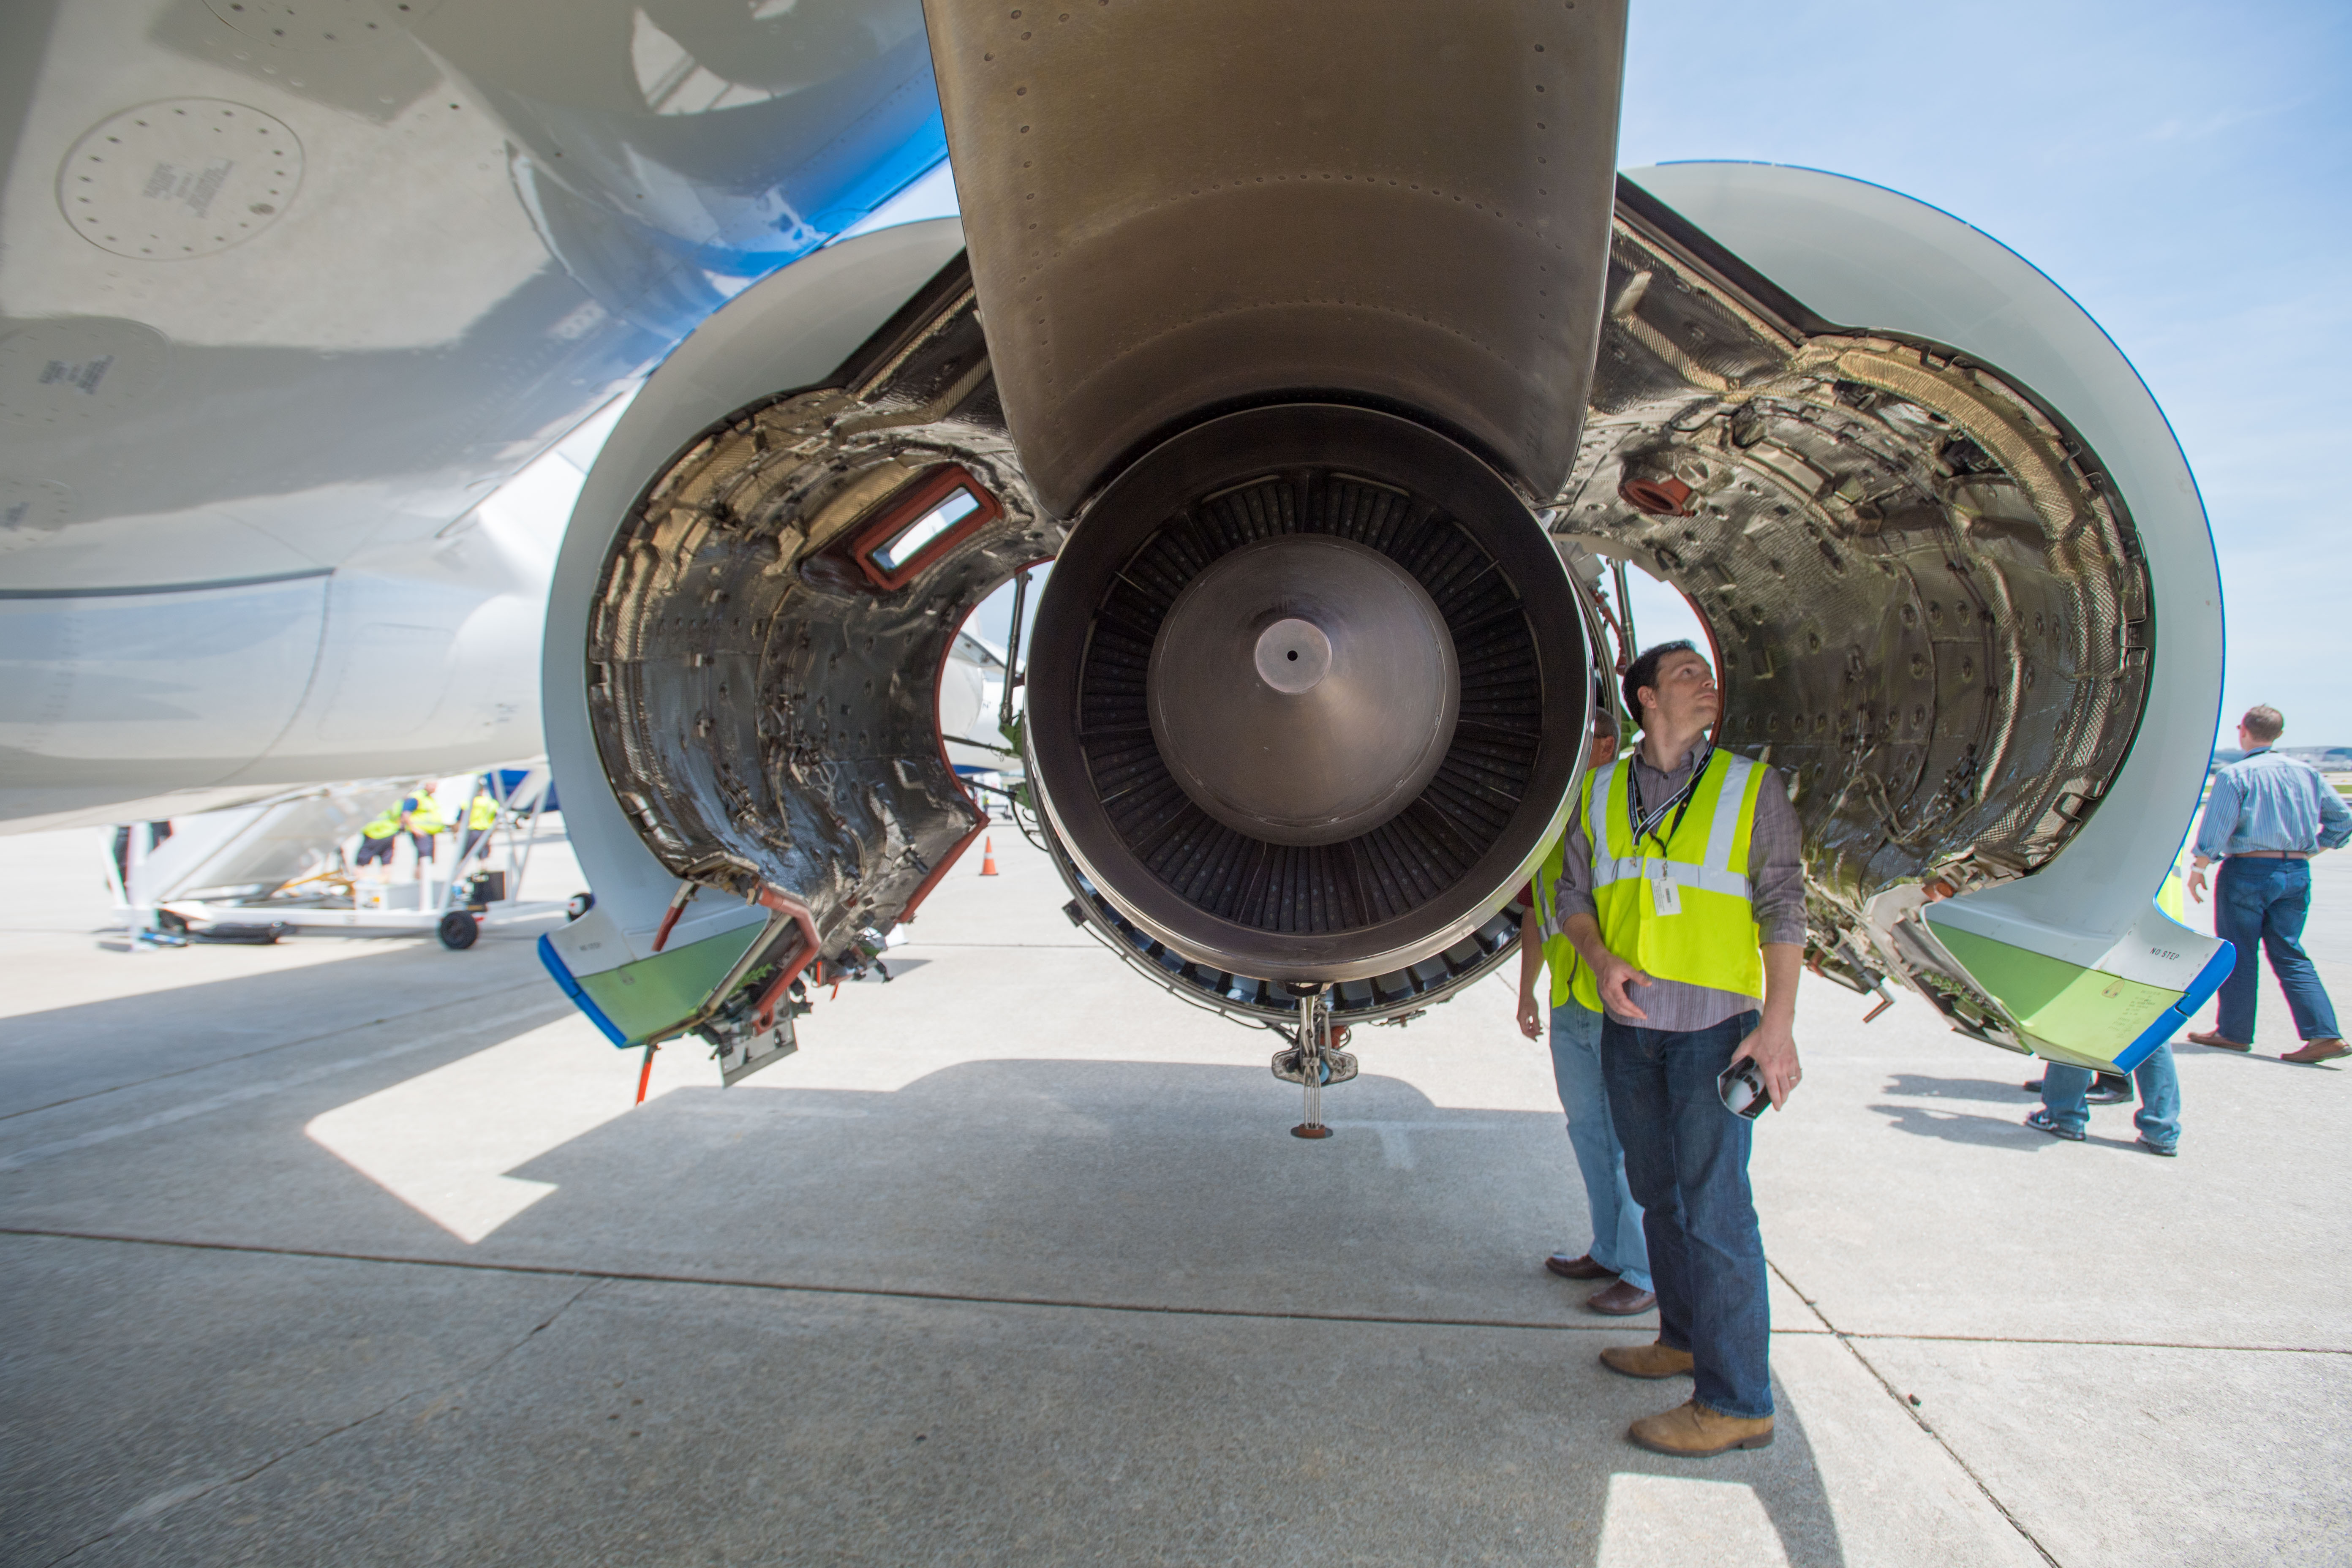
[0,985,569,1124]
[1768,1258,2063,1568]
[1840,1328,2352,1353]
[7,1227,2341,1356]
[2,1225,1769,1335]
[29,1278,601,1568]
[0,1002,562,1174]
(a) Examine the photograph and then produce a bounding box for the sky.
[863,1,2352,745]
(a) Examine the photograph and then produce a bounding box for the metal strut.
[1270,984,1356,1138]
[1610,560,1640,672]
[1293,989,1331,1139]
[998,568,1032,735]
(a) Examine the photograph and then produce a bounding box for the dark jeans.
[2215,858,2340,1043]
[1602,1010,1772,1419]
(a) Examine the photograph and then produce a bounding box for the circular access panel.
[0,478,73,555]
[57,100,302,260]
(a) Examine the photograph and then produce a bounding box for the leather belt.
[2229,849,2315,860]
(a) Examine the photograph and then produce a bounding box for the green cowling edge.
[1933,923,2234,1073]
[538,923,765,1050]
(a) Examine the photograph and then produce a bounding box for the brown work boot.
[1599,1342,1694,1380]
[1628,1398,1775,1457]
[2282,1040,2351,1064]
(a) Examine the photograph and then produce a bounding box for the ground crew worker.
[405,789,446,882]
[1518,719,1655,1316]
[356,805,404,879]
[1553,640,1807,1458]
[461,784,499,863]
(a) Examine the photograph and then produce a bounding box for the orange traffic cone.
[979,836,999,876]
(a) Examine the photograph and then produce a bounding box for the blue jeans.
[2214,858,2340,1043]
[2039,1045,2181,1149]
[1548,1001,1652,1292]
[1603,1011,1772,1420]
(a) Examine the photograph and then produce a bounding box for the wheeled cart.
[155,768,573,950]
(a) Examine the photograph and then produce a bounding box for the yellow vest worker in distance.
[404,790,446,882]
[1554,640,1807,1461]
[1516,721,1653,1315]
[462,786,499,863]
[354,805,403,877]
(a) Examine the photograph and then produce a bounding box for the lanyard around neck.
[1627,744,1713,855]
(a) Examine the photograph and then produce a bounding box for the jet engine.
[541,2,2229,1095]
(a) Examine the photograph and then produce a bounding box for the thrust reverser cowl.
[1580,165,2230,1072]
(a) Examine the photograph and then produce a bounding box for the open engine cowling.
[543,7,2224,1080]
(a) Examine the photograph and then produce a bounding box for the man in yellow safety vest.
[355,805,403,880]
[1517,716,1654,1317]
[461,784,499,863]
[1553,640,1807,1458]
[404,789,446,882]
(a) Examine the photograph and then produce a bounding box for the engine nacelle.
[1024,403,1591,985]
[545,166,2228,1079]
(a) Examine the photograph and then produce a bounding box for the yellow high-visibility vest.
[361,808,402,840]
[406,793,446,834]
[1529,835,1584,1010]
[468,794,497,830]
[1572,748,1770,1012]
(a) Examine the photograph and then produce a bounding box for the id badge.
[1649,860,1682,917]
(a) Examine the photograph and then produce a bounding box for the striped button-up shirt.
[2194,749,2352,859]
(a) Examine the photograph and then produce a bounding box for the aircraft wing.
[0,0,946,830]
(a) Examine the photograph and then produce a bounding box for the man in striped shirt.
[2186,705,2352,1063]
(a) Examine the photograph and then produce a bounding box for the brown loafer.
[1628,1398,1775,1457]
[1599,1342,1694,1380]
[1545,1252,1618,1281]
[1586,1279,1658,1316]
[2186,1030,2251,1052]
[2282,1040,2351,1064]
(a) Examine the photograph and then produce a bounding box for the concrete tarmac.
[3,822,2349,1565]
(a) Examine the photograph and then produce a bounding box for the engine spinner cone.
[1148,534,1459,847]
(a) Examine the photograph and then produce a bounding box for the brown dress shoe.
[2186,1030,2251,1052]
[2282,1040,2351,1064]
[1628,1399,1775,1457]
[1545,1252,1618,1281]
[1586,1279,1658,1316]
[1598,1342,1694,1380]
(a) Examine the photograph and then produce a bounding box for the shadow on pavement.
[0,937,560,1119]
[490,1059,1853,1566]
[1878,1073,2037,1102]
[1867,1101,2047,1149]
[5,1050,1856,1568]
